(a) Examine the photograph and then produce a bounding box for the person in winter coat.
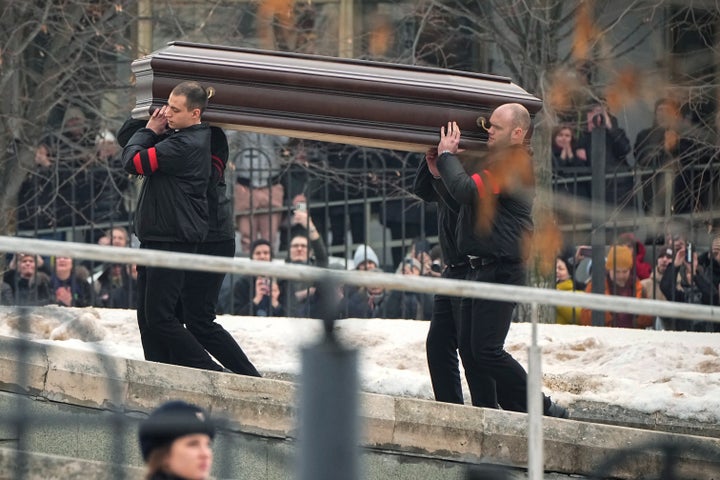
[2,253,52,306]
[139,400,215,480]
[580,245,653,328]
[120,112,260,376]
[49,256,92,307]
[575,103,634,210]
[617,232,652,280]
[232,239,284,317]
[660,236,720,332]
[555,254,582,325]
[435,103,567,419]
[122,81,222,372]
[280,205,328,317]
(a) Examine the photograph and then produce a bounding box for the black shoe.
[546,401,569,419]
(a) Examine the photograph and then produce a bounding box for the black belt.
[467,256,497,269]
[447,261,468,269]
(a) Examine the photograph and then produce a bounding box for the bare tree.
[0,1,135,240]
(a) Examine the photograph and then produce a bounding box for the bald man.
[432,103,568,418]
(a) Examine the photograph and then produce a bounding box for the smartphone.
[579,246,592,257]
[295,201,307,212]
[686,243,693,263]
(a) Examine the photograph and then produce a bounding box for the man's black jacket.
[412,157,465,266]
[122,124,210,243]
[437,146,534,262]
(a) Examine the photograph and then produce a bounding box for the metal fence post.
[297,278,359,480]
[590,118,607,327]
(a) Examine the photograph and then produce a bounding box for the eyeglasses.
[290,243,308,249]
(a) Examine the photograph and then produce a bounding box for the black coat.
[339,287,421,320]
[412,157,464,265]
[2,270,52,306]
[437,147,533,262]
[232,275,285,317]
[122,124,210,243]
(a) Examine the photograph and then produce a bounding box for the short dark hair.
[250,239,272,257]
[170,81,210,113]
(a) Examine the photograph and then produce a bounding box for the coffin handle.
[476,116,490,132]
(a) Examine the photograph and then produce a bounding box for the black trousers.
[136,241,222,371]
[181,239,261,377]
[426,264,467,404]
[459,261,550,412]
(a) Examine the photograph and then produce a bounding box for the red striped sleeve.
[211,155,224,175]
[133,152,144,175]
[148,147,158,173]
[483,169,500,194]
[471,173,486,198]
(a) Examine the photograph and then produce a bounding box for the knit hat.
[62,106,86,125]
[138,401,216,461]
[605,245,633,271]
[656,246,674,262]
[353,245,380,269]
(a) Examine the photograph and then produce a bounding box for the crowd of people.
[555,228,720,333]
[551,97,714,216]
[3,84,719,435]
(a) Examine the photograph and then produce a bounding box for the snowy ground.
[0,306,718,424]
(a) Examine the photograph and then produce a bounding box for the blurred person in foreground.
[139,400,215,480]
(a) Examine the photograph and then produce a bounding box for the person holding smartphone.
[660,238,720,331]
[280,194,329,318]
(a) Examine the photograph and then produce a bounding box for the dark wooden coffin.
[131,41,542,152]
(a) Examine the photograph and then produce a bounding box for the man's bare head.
[487,103,531,150]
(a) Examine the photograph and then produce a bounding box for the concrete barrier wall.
[0,335,718,479]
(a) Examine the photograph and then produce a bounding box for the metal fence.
[0,236,718,479]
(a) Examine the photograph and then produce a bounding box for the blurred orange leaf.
[531,211,563,277]
[572,2,599,61]
[546,68,584,113]
[605,68,642,112]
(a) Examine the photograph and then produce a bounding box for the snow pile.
[0,306,718,424]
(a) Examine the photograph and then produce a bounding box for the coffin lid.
[131,41,543,152]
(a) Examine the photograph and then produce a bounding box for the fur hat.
[353,245,379,269]
[138,401,215,461]
[605,245,634,271]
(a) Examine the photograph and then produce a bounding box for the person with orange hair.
[580,245,653,328]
